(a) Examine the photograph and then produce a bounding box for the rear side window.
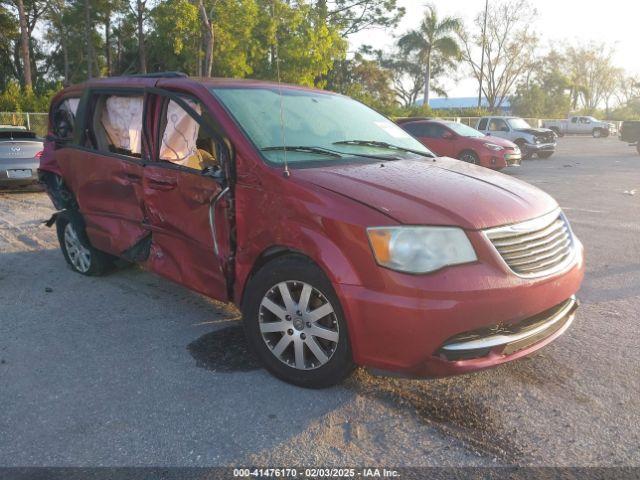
[477,118,488,130]
[85,94,144,158]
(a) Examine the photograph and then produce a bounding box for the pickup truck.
[543,116,614,138]
[476,116,557,159]
[619,121,640,155]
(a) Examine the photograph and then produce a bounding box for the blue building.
[415,97,512,113]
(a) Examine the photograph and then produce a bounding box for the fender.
[233,219,366,306]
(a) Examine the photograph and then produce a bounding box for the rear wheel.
[458,150,479,165]
[56,214,114,276]
[593,128,603,138]
[242,255,354,388]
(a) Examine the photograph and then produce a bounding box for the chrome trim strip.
[483,208,578,279]
[209,186,230,257]
[441,296,576,352]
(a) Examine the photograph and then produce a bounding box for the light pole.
[477,0,489,109]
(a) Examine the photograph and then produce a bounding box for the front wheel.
[242,255,354,388]
[458,150,479,165]
[56,214,114,276]
[537,152,554,159]
[515,141,531,160]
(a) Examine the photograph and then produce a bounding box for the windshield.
[507,118,532,130]
[211,87,433,165]
[445,122,485,138]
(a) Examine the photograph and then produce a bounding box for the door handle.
[209,187,230,257]
[147,179,177,191]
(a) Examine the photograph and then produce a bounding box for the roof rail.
[126,71,188,78]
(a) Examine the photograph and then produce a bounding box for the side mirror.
[501,126,510,132]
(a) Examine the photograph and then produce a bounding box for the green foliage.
[0,80,57,111]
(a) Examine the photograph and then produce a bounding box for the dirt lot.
[1,137,639,467]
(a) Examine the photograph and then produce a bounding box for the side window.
[488,119,507,132]
[477,118,488,130]
[52,97,81,141]
[571,117,578,124]
[158,98,219,171]
[403,122,427,137]
[85,94,144,158]
[430,125,446,138]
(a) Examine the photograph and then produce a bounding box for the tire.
[458,150,479,165]
[592,128,603,138]
[56,213,114,276]
[242,254,354,388]
[537,152,554,159]
[515,140,531,160]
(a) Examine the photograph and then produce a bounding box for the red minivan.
[39,74,584,388]
[399,119,521,169]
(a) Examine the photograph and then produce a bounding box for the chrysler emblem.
[10,146,21,152]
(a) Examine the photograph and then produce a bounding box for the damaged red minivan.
[40,74,584,388]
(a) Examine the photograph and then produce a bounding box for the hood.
[515,127,554,136]
[476,136,518,148]
[294,157,558,230]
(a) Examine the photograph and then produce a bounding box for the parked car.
[0,125,43,188]
[399,119,521,170]
[619,121,640,155]
[40,74,584,388]
[543,115,614,138]
[476,116,557,159]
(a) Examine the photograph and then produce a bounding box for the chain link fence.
[0,112,49,137]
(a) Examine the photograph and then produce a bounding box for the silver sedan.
[0,125,44,188]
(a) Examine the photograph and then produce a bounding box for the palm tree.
[398,5,462,107]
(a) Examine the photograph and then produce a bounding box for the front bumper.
[336,235,584,378]
[479,151,521,169]
[525,142,556,154]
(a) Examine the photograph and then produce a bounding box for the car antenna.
[274,20,290,178]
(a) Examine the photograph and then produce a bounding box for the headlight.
[484,143,504,151]
[367,226,477,274]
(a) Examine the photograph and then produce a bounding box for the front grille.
[485,210,574,277]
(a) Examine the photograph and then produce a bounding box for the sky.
[349,0,640,98]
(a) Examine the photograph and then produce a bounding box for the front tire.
[242,255,354,388]
[537,152,554,159]
[56,213,113,276]
[458,150,479,165]
[515,140,531,160]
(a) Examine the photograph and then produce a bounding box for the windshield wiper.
[261,145,343,158]
[333,140,435,158]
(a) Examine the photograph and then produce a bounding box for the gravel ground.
[0,137,638,467]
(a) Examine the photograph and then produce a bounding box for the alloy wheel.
[259,281,339,370]
[64,222,91,273]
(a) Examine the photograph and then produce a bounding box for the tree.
[510,49,571,118]
[15,0,31,88]
[459,0,538,109]
[565,43,621,112]
[319,0,404,37]
[130,0,149,73]
[397,4,461,107]
[326,51,396,113]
